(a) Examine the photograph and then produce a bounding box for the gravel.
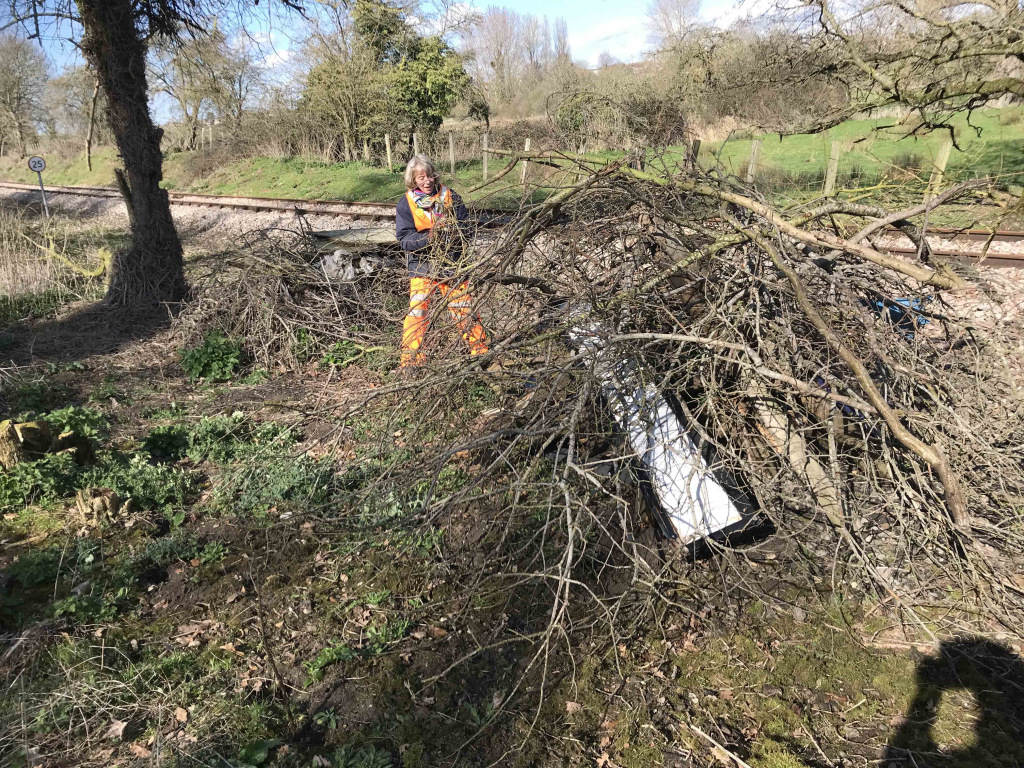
[0,187,395,248]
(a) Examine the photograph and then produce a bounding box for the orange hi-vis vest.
[407,186,452,231]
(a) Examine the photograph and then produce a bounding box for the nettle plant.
[180,331,245,382]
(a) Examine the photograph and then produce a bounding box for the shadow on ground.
[1,300,173,367]
[886,637,1024,766]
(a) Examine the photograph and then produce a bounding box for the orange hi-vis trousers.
[400,277,489,367]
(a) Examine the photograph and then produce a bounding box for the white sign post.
[27,156,49,219]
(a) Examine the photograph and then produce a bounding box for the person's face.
[415,171,433,193]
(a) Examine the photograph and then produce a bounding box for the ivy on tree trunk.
[76,0,186,307]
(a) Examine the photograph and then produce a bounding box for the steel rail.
[0,180,403,221]
[0,180,519,225]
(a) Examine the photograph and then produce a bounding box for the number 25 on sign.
[27,155,49,218]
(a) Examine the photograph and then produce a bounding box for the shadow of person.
[885,637,1024,766]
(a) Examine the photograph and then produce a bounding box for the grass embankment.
[708,107,1024,196]
[0,147,551,209]
[5,107,1022,209]
[1,211,1022,767]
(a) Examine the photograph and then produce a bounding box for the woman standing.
[395,154,488,369]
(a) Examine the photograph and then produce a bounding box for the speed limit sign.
[27,156,49,218]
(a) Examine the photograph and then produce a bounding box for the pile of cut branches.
[477,156,1022,609]
[178,227,408,369]
[186,154,1024,627]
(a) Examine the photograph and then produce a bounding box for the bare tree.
[798,0,1024,133]
[553,16,571,63]
[471,8,524,103]
[0,34,47,156]
[1,0,302,308]
[214,39,263,129]
[46,64,104,138]
[646,0,703,49]
[151,26,232,150]
[522,15,550,77]
[467,11,574,105]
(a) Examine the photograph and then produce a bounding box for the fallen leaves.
[173,620,219,647]
[219,642,244,657]
[130,743,152,758]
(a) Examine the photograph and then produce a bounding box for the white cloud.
[700,0,776,27]
[259,48,294,70]
[569,15,650,67]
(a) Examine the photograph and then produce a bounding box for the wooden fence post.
[575,141,588,182]
[413,132,420,156]
[823,140,843,196]
[926,140,954,202]
[745,139,762,184]
[687,139,701,173]
[482,133,488,180]
[363,138,370,163]
[449,132,456,175]
[521,138,531,192]
[385,134,393,172]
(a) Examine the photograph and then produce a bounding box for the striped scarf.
[411,186,448,220]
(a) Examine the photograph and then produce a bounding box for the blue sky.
[232,0,755,77]
[505,0,749,66]
[28,0,752,109]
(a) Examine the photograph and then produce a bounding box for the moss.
[749,738,806,768]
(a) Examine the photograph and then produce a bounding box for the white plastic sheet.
[570,319,743,544]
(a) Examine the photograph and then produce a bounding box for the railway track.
[2,180,1022,266]
[0,181,409,222]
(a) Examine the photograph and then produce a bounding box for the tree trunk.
[85,76,100,172]
[7,110,25,157]
[76,0,186,307]
[186,114,199,151]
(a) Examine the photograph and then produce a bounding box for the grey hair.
[404,154,439,190]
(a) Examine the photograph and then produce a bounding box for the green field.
[0,147,552,209]
[3,107,1023,214]
[706,107,1024,195]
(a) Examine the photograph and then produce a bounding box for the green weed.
[232,739,284,767]
[85,454,198,514]
[319,339,363,369]
[44,361,85,374]
[305,643,357,683]
[40,405,109,439]
[88,375,128,402]
[146,401,185,420]
[180,331,245,382]
[365,616,410,652]
[198,541,229,565]
[0,290,71,327]
[0,453,85,512]
[185,413,293,464]
[328,744,393,768]
[143,424,190,461]
[144,413,294,465]
[241,369,270,385]
[314,707,339,729]
[363,589,391,607]
[5,378,73,414]
[137,530,200,567]
[217,454,334,515]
